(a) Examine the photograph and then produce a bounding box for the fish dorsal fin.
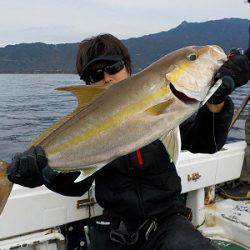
[29,85,108,148]
[160,127,181,166]
[56,84,108,109]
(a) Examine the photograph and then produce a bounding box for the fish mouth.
[169,82,199,104]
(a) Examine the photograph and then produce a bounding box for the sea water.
[0,74,249,161]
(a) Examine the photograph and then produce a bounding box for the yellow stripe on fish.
[166,61,190,83]
[49,84,170,155]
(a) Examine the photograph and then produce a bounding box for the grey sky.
[0,0,249,47]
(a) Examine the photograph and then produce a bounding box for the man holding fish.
[5,34,250,249]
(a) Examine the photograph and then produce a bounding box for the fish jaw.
[169,82,200,105]
[165,45,226,104]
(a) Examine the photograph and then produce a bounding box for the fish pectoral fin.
[56,85,109,109]
[144,99,174,116]
[160,127,181,166]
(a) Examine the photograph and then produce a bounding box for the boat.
[0,140,248,249]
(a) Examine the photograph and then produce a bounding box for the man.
[243,108,250,183]
[243,109,250,182]
[218,26,250,201]
[216,47,250,201]
[219,107,250,200]
[7,34,250,249]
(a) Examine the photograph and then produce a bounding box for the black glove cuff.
[41,165,61,183]
[35,146,48,171]
[208,76,235,104]
[208,95,227,105]
[221,55,250,87]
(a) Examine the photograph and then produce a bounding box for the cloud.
[0,0,249,46]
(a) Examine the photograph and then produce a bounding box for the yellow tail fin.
[0,160,13,215]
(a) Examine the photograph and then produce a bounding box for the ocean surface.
[0,74,249,162]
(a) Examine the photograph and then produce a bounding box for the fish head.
[165,45,226,105]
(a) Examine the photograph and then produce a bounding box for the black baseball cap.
[80,54,123,80]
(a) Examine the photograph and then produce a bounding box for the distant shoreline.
[1,18,249,76]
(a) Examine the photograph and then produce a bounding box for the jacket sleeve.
[180,97,234,154]
[43,171,95,197]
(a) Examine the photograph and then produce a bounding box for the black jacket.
[44,98,234,220]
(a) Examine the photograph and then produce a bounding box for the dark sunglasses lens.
[105,61,124,75]
[89,69,104,83]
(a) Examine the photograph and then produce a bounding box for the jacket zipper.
[128,151,146,218]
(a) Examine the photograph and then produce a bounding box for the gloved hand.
[7,146,54,188]
[209,50,250,104]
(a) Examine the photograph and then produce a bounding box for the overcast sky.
[0,0,249,47]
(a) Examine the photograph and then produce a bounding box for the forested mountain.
[0,18,249,74]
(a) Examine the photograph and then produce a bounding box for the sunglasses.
[85,60,125,84]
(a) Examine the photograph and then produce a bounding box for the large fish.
[0,45,226,215]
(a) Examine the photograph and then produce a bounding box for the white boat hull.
[0,141,247,248]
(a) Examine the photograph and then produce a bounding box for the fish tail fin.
[0,160,13,215]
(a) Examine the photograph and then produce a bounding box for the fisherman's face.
[88,60,130,86]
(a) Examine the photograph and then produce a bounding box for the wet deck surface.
[204,199,250,249]
[213,239,247,249]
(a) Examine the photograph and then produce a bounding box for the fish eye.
[187,53,198,61]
